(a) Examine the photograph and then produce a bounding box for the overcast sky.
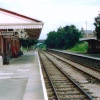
[0,0,100,39]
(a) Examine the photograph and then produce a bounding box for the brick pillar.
[11,39,16,58]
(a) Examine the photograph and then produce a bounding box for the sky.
[0,0,100,39]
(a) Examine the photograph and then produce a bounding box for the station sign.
[4,36,18,40]
[0,31,13,35]
[4,36,11,38]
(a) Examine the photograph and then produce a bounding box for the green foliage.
[20,39,38,49]
[36,43,47,50]
[68,42,88,53]
[45,31,57,48]
[94,16,100,40]
[45,25,82,49]
[55,27,66,49]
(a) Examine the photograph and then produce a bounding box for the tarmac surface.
[0,50,46,100]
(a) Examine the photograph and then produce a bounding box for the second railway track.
[46,50,100,83]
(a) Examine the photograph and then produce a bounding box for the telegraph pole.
[86,21,88,37]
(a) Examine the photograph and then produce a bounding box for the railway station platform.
[0,50,47,100]
[77,53,100,59]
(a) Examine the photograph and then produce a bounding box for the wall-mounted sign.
[0,31,14,35]
[4,36,18,40]
[4,36,11,38]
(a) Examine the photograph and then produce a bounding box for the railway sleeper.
[54,85,76,88]
[52,82,73,85]
[58,94,87,100]
[47,92,56,96]
[48,96,56,100]
[56,88,81,91]
[57,91,82,94]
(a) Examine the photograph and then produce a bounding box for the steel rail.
[47,51,100,82]
[48,49,100,70]
[41,51,93,100]
[38,52,60,100]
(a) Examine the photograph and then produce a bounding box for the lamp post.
[86,21,88,37]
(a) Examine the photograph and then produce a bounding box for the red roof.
[0,8,42,22]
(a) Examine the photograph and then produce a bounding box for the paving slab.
[0,79,27,100]
[0,50,45,100]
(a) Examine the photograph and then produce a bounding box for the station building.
[0,8,44,64]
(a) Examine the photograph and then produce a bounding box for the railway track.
[46,50,100,83]
[47,49,100,70]
[39,51,93,100]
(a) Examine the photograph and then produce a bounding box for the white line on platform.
[37,51,48,100]
[0,73,13,75]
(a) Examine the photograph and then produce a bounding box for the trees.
[55,27,66,49]
[45,25,82,49]
[63,25,81,49]
[45,31,57,48]
[20,39,37,49]
[94,14,100,40]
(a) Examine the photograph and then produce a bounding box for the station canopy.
[0,8,44,39]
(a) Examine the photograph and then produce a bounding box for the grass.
[35,42,88,53]
[67,42,88,53]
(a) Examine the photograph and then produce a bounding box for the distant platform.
[77,53,100,59]
[79,37,97,41]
